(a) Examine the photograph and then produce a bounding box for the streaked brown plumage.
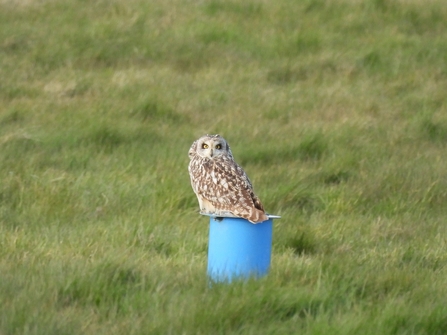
[188,134,268,223]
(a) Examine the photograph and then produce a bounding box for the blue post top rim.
[200,212,281,220]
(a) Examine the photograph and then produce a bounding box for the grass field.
[1,0,447,333]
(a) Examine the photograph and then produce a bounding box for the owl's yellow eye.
[202,143,209,149]
[215,144,222,150]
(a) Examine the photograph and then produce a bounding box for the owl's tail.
[244,208,269,224]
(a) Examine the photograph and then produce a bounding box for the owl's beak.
[209,149,214,157]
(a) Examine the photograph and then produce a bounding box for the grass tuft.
[320,170,351,185]
[0,109,25,125]
[58,262,143,308]
[420,118,447,143]
[240,132,328,166]
[84,126,126,151]
[204,1,263,17]
[285,232,317,256]
[267,66,308,84]
[130,97,186,123]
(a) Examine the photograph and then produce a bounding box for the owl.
[188,134,268,224]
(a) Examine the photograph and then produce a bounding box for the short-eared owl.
[188,134,268,224]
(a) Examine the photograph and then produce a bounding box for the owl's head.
[189,134,233,160]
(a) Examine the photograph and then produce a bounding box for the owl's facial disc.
[199,137,225,159]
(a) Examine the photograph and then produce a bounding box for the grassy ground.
[1,0,447,333]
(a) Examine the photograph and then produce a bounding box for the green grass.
[1,0,447,333]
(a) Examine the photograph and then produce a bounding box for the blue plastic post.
[207,216,274,283]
